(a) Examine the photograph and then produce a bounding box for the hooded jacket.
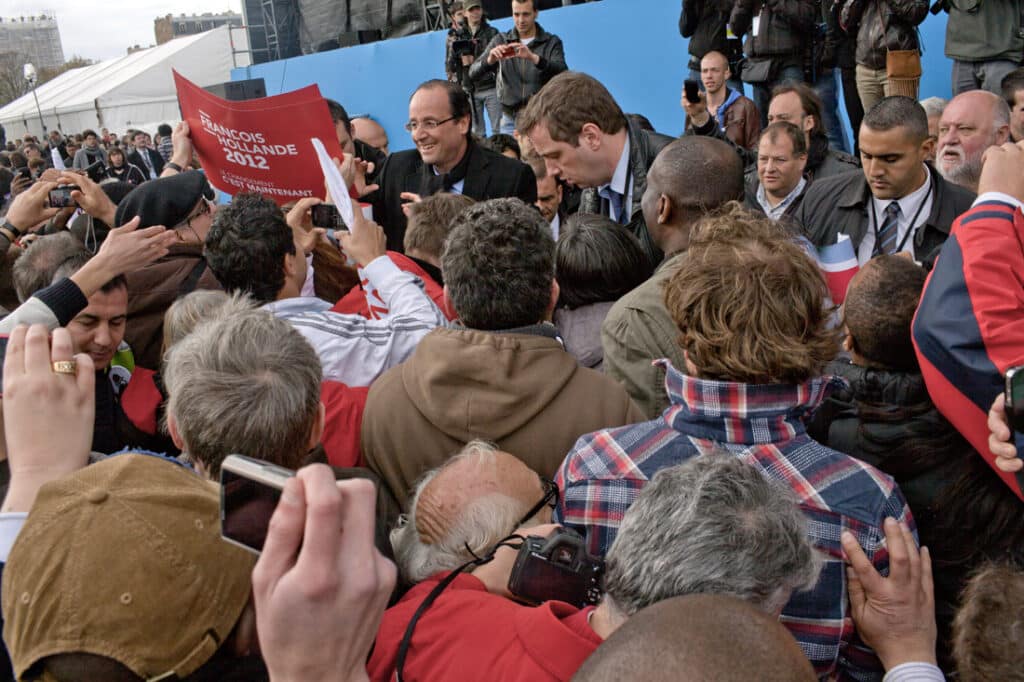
[361,326,644,508]
[468,23,568,111]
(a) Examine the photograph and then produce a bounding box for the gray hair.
[919,97,947,119]
[12,232,85,302]
[163,307,322,477]
[603,455,822,617]
[391,440,543,583]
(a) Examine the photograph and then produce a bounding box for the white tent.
[0,26,242,140]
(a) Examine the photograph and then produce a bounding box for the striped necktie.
[608,189,626,225]
[877,201,901,255]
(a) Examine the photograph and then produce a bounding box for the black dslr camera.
[507,528,604,608]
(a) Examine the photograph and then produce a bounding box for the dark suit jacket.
[369,140,537,252]
[127,147,165,179]
[795,166,976,267]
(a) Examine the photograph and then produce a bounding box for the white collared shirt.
[549,212,561,240]
[597,136,632,223]
[857,165,933,265]
[757,177,806,221]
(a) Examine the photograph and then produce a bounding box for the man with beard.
[936,90,1011,193]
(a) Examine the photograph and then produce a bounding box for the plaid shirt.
[555,360,913,682]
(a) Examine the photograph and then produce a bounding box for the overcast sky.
[5,0,244,62]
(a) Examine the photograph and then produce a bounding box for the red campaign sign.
[173,71,345,204]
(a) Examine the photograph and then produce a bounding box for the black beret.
[114,170,212,228]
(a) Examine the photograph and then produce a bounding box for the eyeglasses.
[517,476,559,527]
[176,197,212,241]
[404,116,457,133]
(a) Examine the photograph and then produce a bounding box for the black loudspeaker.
[203,78,268,102]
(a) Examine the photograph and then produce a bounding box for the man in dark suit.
[518,71,674,267]
[796,96,975,268]
[127,130,165,180]
[363,79,537,252]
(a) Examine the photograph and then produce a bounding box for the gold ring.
[52,360,77,375]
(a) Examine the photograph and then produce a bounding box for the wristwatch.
[166,162,183,173]
[0,219,22,244]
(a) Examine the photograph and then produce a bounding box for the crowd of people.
[0,0,1022,680]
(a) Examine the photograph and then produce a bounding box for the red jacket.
[332,252,456,321]
[319,380,369,469]
[913,199,1024,500]
[368,573,600,682]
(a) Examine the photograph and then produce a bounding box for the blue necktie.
[877,201,901,255]
[608,189,626,225]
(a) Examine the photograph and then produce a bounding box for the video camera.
[507,528,604,608]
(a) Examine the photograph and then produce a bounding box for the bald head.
[572,595,816,682]
[937,89,1011,192]
[390,441,548,583]
[352,116,389,154]
[415,445,544,544]
[641,137,744,253]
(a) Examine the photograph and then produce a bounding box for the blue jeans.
[499,110,517,135]
[751,64,805,128]
[814,68,850,154]
[687,68,747,98]
[471,87,502,137]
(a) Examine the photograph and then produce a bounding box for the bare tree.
[0,51,30,108]
[0,53,93,109]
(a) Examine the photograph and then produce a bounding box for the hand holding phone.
[251,466,396,682]
[221,455,296,554]
[48,185,79,209]
[684,79,701,104]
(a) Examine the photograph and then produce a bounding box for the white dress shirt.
[857,165,934,265]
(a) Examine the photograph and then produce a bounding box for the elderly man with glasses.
[358,79,537,252]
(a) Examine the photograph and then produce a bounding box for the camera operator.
[369,454,820,682]
[446,1,500,137]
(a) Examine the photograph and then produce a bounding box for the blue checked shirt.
[554,360,914,681]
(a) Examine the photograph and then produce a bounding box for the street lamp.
[23,62,47,137]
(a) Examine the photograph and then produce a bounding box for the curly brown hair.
[663,206,838,384]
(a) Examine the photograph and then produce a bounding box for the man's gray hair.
[603,454,822,616]
[919,97,947,119]
[163,306,322,477]
[391,440,543,583]
[12,232,85,302]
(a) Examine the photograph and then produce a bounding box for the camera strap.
[394,533,525,682]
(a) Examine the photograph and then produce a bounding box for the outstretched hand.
[842,518,936,670]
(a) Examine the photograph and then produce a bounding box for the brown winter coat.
[361,326,645,509]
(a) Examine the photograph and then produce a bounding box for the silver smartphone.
[220,454,296,554]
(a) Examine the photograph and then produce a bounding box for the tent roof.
[0,27,233,124]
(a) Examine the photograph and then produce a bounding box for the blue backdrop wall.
[232,0,954,153]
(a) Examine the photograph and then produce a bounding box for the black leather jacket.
[841,0,927,70]
[468,24,568,110]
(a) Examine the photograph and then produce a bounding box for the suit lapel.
[462,147,490,199]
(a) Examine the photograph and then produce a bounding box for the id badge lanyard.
[869,174,933,257]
